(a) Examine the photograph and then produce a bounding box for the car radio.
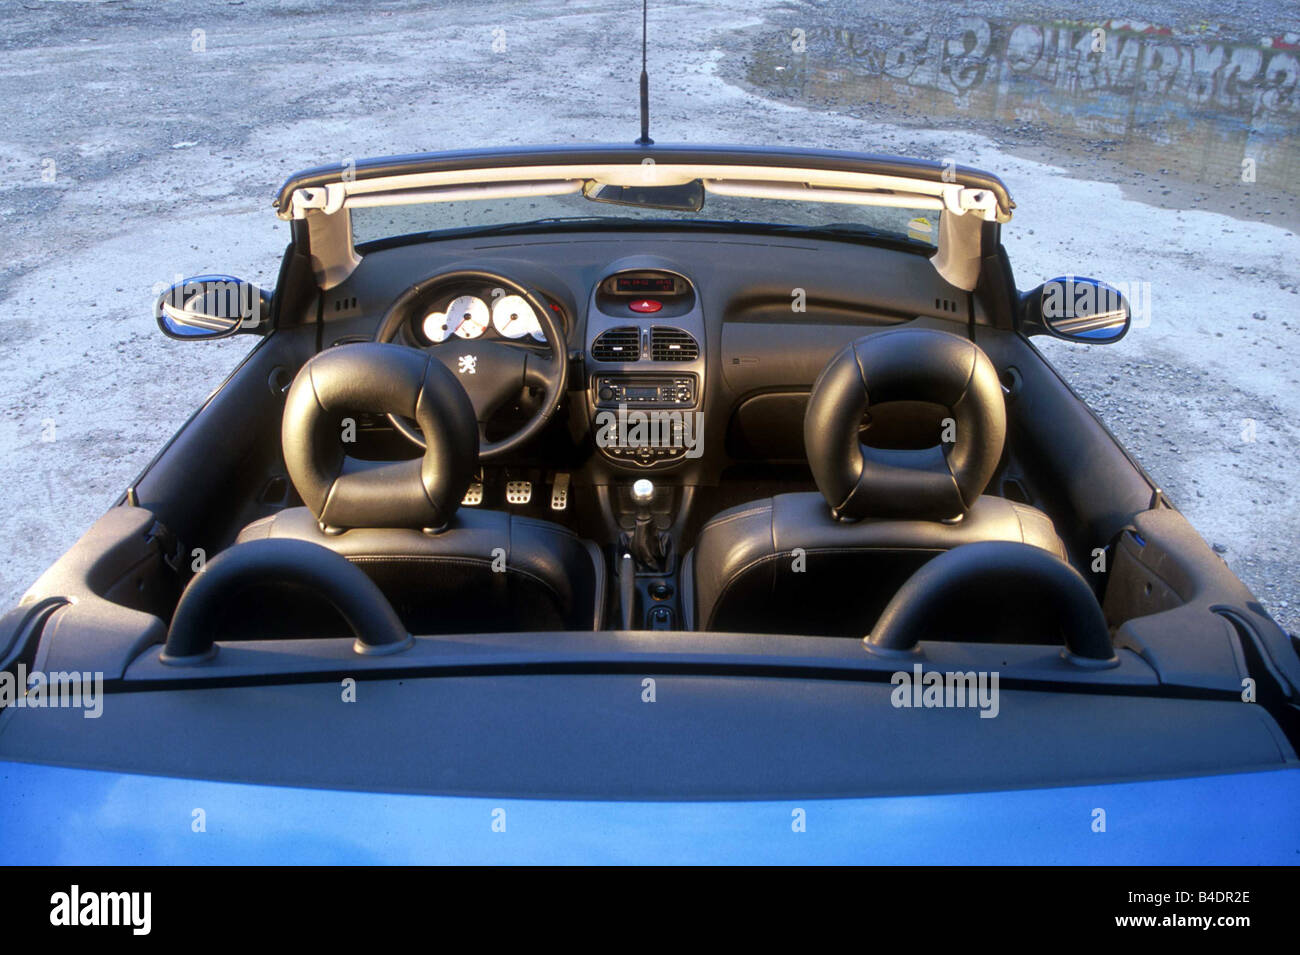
[594,375,695,407]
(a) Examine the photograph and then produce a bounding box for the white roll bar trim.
[284,161,1009,290]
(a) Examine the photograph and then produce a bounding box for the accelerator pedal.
[551,472,571,511]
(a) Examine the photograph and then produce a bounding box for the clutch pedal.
[505,480,532,505]
[461,482,484,506]
[551,472,570,511]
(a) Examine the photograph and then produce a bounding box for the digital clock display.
[616,275,675,294]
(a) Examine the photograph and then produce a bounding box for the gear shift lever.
[632,478,655,508]
[629,479,670,571]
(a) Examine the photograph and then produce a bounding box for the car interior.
[10,225,1291,651]
[136,234,1107,642]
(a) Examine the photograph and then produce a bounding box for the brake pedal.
[461,482,484,506]
[505,480,532,505]
[551,472,570,511]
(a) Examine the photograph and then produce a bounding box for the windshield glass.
[351,191,940,248]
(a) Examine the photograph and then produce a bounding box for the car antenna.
[635,0,653,146]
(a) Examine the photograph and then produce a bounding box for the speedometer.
[491,294,544,341]
[446,295,489,339]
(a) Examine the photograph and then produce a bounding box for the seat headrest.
[281,342,478,531]
[803,327,1006,522]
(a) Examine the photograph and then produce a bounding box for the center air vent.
[592,327,641,362]
[650,327,699,361]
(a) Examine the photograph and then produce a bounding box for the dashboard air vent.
[650,327,699,362]
[592,327,641,362]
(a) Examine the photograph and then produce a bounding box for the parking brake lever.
[619,552,636,630]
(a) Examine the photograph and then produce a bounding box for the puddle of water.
[745,17,1299,223]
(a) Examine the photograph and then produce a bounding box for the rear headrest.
[803,327,1006,522]
[282,343,478,531]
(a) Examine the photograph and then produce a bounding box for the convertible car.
[1,144,1297,864]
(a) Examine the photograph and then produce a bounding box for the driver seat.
[233,343,605,633]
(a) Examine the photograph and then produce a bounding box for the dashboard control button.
[628,299,662,313]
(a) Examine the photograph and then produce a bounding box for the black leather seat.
[684,327,1065,637]
[233,343,605,633]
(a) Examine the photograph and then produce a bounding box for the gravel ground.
[0,0,1295,633]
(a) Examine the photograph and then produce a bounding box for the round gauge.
[420,310,453,343]
[491,294,543,341]
[446,295,489,339]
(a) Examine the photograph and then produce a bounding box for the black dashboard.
[330,229,978,483]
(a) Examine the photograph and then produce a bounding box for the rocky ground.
[0,0,1295,632]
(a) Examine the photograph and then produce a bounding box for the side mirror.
[1021,276,1130,344]
[155,275,271,340]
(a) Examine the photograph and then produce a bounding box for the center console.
[585,258,706,629]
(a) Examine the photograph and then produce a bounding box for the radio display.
[616,275,674,294]
[624,386,659,398]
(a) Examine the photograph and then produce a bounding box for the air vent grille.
[592,327,641,362]
[650,327,699,361]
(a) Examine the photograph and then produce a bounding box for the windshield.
[351,191,940,248]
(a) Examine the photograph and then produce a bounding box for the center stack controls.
[586,260,706,469]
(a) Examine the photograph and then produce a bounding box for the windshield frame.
[351,215,942,259]
[277,144,1013,292]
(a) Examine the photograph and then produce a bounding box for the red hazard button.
[628,299,662,313]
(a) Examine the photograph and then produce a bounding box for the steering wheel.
[374,269,568,461]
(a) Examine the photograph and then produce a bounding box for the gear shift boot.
[627,479,672,572]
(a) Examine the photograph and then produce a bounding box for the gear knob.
[632,479,654,504]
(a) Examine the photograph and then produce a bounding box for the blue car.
[2,143,1296,865]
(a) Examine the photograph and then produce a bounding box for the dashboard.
[336,229,971,481]
[383,261,708,470]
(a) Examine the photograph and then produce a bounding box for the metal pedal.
[505,480,532,505]
[461,482,484,506]
[551,472,571,511]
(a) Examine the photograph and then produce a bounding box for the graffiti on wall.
[754,18,1300,194]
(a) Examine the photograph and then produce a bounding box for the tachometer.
[421,310,453,343]
[491,294,544,341]
[446,295,489,339]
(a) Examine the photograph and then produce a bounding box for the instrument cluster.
[414,286,552,345]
